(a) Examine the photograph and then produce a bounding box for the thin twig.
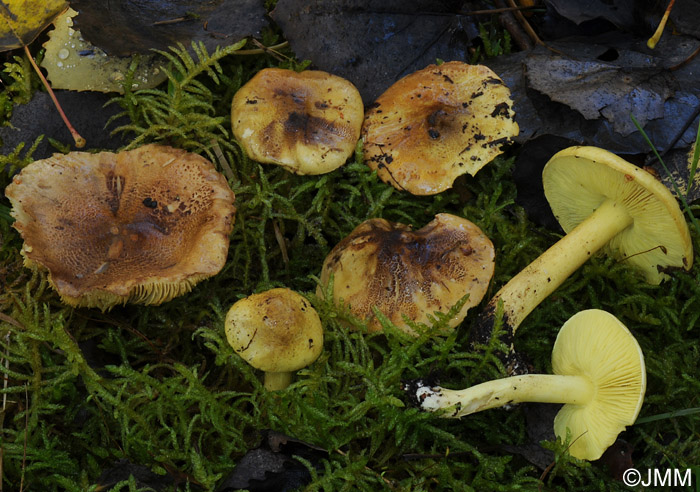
[493,0,533,51]
[23,45,85,148]
[19,384,28,492]
[669,43,700,71]
[233,41,290,57]
[0,331,10,492]
[273,220,290,266]
[506,0,543,46]
[210,139,235,182]
[461,6,540,15]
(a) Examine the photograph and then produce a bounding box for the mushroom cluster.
[5,144,236,311]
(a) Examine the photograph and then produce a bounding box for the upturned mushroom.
[408,309,646,461]
[5,144,236,310]
[317,213,495,336]
[225,288,324,391]
[231,67,364,175]
[362,61,519,195]
[471,146,693,356]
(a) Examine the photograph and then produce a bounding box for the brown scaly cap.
[317,214,495,335]
[5,144,236,310]
[231,68,364,175]
[362,61,519,195]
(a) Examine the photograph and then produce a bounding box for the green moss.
[0,40,699,492]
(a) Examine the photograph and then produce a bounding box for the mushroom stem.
[473,198,633,345]
[419,374,595,418]
[263,371,294,391]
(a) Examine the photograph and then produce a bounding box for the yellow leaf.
[0,0,68,50]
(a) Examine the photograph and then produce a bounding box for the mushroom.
[408,309,646,461]
[5,144,236,310]
[362,61,519,195]
[471,146,693,358]
[231,67,364,175]
[225,288,324,391]
[317,213,495,336]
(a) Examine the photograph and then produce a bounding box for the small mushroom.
[225,288,324,391]
[317,214,495,335]
[471,146,693,354]
[231,68,364,175]
[409,309,646,461]
[5,144,236,310]
[362,61,519,195]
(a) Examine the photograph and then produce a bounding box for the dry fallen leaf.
[0,0,67,50]
[41,8,167,93]
[70,0,267,57]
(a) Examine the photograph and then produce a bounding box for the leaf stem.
[23,45,85,148]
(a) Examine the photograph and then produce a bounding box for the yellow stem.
[264,371,293,391]
[420,374,594,418]
[490,198,633,333]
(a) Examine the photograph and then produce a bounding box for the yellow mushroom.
[472,146,693,351]
[362,61,519,195]
[225,288,324,391]
[317,214,495,336]
[409,309,646,461]
[231,68,364,175]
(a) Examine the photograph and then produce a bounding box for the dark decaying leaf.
[597,439,635,481]
[649,148,700,204]
[512,134,577,231]
[70,0,267,57]
[270,0,478,102]
[524,45,673,136]
[542,0,640,33]
[217,430,328,492]
[499,403,557,470]
[97,459,177,490]
[486,33,700,155]
[669,0,700,39]
[0,91,127,159]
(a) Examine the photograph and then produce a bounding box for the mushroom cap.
[543,146,693,284]
[362,61,519,195]
[224,288,324,373]
[317,213,495,335]
[5,144,236,310]
[231,68,364,175]
[552,309,646,461]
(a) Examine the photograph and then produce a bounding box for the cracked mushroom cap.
[5,144,236,310]
[543,146,693,284]
[317,214,495,335]
[552,309,646,461]
[362,61,519,195]
[225,288,324,374]
[231,68,364,175]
